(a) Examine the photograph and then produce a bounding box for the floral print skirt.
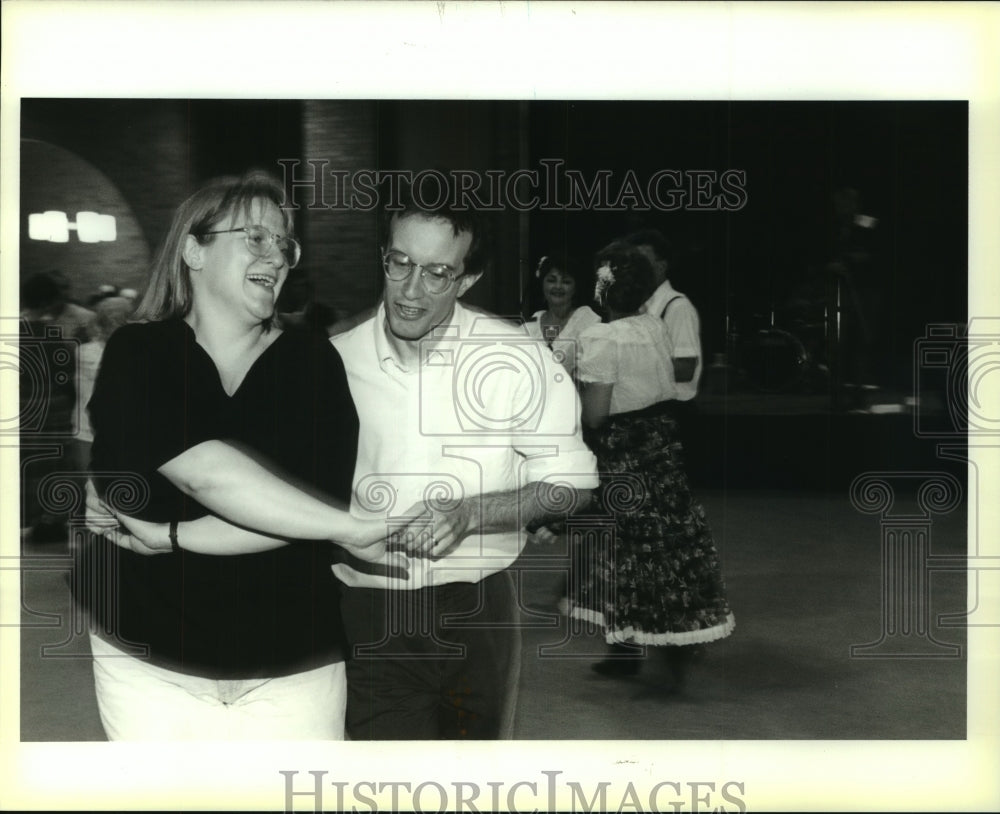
[568,404,735,646]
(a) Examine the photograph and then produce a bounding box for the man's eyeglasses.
[203,225,301,269]
[382,250,462,294]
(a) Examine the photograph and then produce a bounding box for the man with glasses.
[331,185,598,739]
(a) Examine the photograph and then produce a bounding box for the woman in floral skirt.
[570,241,735,686]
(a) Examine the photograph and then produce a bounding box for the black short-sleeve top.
[82,319,358,679]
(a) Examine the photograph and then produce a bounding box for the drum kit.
[733,321,820,393]
[708,190,880,401]
[717,254,881,403]
[719,272,841,396]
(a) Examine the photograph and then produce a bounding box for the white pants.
[89,634,346,741]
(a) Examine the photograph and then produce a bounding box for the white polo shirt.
[641,280,702,402]
[331,301,599,590]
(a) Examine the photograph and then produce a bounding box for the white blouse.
[525,305,601,377]
[577,314,675,415]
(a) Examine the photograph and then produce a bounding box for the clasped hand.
[387,499,477,559]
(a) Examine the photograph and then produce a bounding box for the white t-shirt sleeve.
[666,298,701,359]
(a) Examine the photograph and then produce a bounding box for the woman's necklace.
[541,309,570,345]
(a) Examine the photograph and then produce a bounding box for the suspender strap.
[659,294,685,319]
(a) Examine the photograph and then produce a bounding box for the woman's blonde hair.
[133,170,294,324]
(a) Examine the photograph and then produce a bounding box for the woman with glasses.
[79,171,391,740]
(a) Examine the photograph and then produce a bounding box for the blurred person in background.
[20,270,95,542]
[73,294,133,469]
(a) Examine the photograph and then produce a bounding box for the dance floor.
[18,487,968,742]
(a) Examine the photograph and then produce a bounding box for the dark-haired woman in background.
[571,241,734,687]
[526,253,601,379]
[522,254,602,559]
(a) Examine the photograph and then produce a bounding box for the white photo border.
[2,2,998,812]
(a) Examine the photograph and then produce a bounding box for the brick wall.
[299,101,381,318]
[20,99,302,306]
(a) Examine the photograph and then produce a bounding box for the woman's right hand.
[85,479,166,555]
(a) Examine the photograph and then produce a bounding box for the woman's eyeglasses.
[382,250,461,294]
[203,225,301,269]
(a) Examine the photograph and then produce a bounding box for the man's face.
[382,213,480,344]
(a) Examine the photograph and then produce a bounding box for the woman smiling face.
[541,268,577,310]
[186,197,291,326]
